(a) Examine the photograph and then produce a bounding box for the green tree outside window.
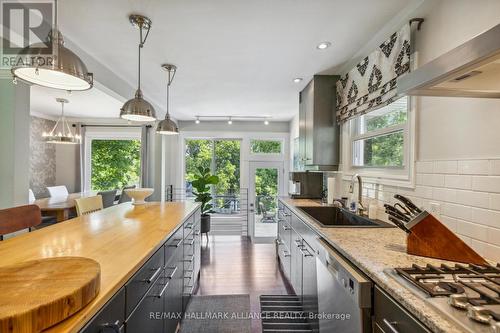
[91,139,141,191]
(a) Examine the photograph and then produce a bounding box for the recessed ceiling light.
[316,41,332,50]
[293,78,303,83]
[195,116,200,124]
[264,120,269,125]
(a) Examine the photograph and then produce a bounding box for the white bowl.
[124,188,154,205]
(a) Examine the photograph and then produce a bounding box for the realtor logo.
[1,0,54,69]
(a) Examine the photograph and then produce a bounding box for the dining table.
[33,191,121,222]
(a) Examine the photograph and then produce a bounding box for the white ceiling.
[30,85,123,119]
[33,0,420,121]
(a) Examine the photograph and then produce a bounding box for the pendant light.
[120,15,156,122]
[156,64,179,135]
[42,98,80,144]
[11,0,93,91]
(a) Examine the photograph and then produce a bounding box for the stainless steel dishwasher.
[316,238,372,333]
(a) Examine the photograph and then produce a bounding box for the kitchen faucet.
[349,174,366,215]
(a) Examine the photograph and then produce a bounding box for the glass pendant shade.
[120,88,156,122]
[43,98,80,144]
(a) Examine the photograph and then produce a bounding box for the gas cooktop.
[388,263,500,333]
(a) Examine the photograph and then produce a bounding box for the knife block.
[406,211,488,265]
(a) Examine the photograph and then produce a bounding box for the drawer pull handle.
[184,238,195,246]
[382,319,401,333]
[282,224,291,231]
[183,255,194,263]
[166,266,178,279]
[168,238,183,248]
[152,279,170,298]
[299,246,313,257]
[99,320,120,333]
[185,223,193,229]
[143,266,162,284]
[194,230,201,235]
[283,251,291,257]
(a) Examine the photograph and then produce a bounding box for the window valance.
[336,24,411,123]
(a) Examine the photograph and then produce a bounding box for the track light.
[228,117,233,125]
[195,117,200,124]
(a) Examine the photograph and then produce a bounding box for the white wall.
[414,0,500,160]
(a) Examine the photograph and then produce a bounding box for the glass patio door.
[248,161,284,242]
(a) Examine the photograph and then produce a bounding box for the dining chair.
[97,190,117,208]
[0,204,41,240]
[47,185,69,197]
[75,195,103,216]
[28,189,57,228]
[118,185,136,204]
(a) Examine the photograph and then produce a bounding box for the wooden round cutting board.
[0,257,100,333]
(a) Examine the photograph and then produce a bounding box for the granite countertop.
[279,197,468,333]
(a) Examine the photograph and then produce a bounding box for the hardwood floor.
[196,235,293,333]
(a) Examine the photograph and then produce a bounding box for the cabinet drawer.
[81,287,125,333]
[184,215,195,234]
[165,227,183,267]
[374,286,431,333]
[125,247,165,316]
[277,240,291,280]
[126,270,166,333]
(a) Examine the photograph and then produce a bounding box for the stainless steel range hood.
[397,24,500,98]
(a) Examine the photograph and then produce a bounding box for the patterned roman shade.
[336,24,411,123]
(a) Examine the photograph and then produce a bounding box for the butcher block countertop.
[0,201,200,333]
[279,198,473,333]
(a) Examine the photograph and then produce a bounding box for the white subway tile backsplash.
[490,160,500,175]
[442,203,472,220]
[486,227,500,247]
[490,194,500,210]
[440,216,458,232]
[455,190,490,209]
[444,175,472,190]
[471,208,500,228]
[416,161,433,173]
[472,176,500,194]
[458,160,490,175]
[455,220,488,243]
[433,160,457,174]
[432,188,457,202]
[416,174,445,187]
[340,158,500,261]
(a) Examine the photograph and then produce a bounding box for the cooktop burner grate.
[394,263,500,299]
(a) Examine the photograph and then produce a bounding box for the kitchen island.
[0,201,201,333]
[278,198,479,333]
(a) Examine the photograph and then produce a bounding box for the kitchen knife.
[394,194,422,215]
[388,216,411,234]
[394,203,412,216]
[384,204,411,222]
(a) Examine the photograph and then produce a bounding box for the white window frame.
[249,138,285,157]
[342,96,416,188]
[84,127,142,192]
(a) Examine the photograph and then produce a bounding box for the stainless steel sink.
[296,206,394,228]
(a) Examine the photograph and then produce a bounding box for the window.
[351,96,408,168]
[345,96,414,185]
[184,139,241,212]
[90,139,141,191]
[250,139,282,154]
